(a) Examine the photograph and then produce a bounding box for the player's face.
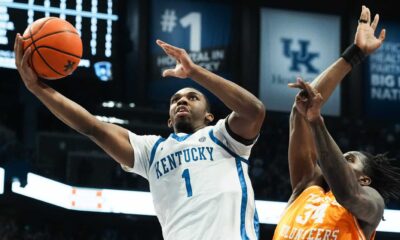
[343,151,371,185]
[168,88,213,133]
[344,151,366,172]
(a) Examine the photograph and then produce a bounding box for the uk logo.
[281,38,319,74]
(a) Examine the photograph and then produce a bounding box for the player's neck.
[174,124,206,134]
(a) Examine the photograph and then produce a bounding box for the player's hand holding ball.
[14,17,82,90]
[14,32,38,91]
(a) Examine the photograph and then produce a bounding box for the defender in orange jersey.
[275,185,372,240]
[273,6,400,240]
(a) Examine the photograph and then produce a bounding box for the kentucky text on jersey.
[154,147,214,179]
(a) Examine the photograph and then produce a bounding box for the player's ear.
[358,175,371,186]
[205,113,214,124]
[168,118,173,128]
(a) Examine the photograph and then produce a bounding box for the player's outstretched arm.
[14,33,134,168]
[156,39,265,140]
[294,79,384,226]
[290,5,385,103]
[287,88,319,195]
[286,5,385,194]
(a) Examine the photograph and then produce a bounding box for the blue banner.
[149,0,232,106]
[365,21,400,118]
[259,8,341,116]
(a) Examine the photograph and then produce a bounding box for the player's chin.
[174,119,194,133]
[174,116,191,126]
[174,112,191,122]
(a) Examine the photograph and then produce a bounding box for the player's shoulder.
[128,130,162,140]
[208,118,226,131]
[128,131,164,149]
[193,119,225,135]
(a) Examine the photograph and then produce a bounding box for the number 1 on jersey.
[182,169,193,197]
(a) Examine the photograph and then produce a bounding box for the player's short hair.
[171,88,211,112]
[203,94,211,113]
[360,151,400,202]
[186,88,211,112]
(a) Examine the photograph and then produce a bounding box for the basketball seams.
[23,30,81,52]
[23,17,82,79]
[22,17,57,41]
[29,50,40,78]
[34,46,82,59]
[31,48,65,77]
[29,27,65,77]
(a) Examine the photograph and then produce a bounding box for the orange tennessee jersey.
[273,186,375,240]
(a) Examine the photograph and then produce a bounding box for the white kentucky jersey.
[121,118,259,240]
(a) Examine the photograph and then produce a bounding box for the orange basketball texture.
[22,17,83,80]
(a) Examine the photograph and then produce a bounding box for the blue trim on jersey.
[170,133,192,142]
[254,208,260,239]
[236,158,250,240]
[149,137,166,167]
[209,130,250,240]
[208,130,249,165]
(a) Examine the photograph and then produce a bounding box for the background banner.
[259,8,341,116]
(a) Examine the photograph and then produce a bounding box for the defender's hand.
[355,5,386,55]
[156,39,197,79]
[289,78,324,123]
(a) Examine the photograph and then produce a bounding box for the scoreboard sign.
[0,0,119,82]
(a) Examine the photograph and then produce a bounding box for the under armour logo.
[199,137,206,142]
[281,38,319,74]
[64,60,75,72]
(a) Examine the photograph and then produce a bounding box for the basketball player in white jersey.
[14,34,265,239]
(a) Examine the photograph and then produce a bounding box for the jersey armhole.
[353,216,369,240]
[225,115,257,146]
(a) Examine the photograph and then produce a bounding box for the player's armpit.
[227,107,265,141]
[89,121,135,168]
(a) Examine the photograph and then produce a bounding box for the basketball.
[22,17,83,80]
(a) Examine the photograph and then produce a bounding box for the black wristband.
[341,44,366,68]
